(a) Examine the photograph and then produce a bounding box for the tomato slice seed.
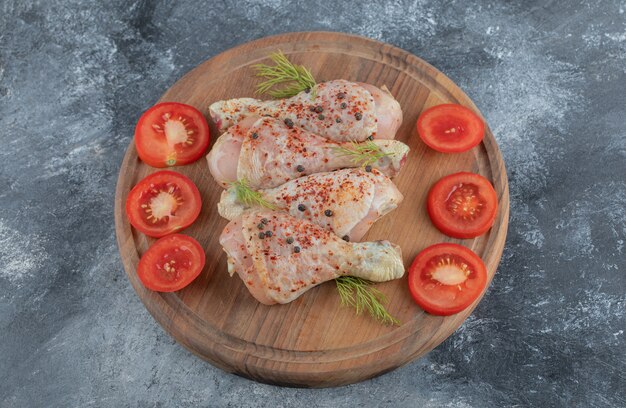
[150,112,199,148]
[428,255,472,285]
[155,248,191,282]
[445,183,485,220]
[164,115,193,146]
[136,182,186,226]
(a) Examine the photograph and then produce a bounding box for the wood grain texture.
[114,32,509,388]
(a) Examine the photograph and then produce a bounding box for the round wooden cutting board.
[114,32,509,387]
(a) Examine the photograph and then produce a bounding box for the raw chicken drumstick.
[209,80,403,142]
[206,116,409,189]
[219,210,405,305]
[218,168,403,242]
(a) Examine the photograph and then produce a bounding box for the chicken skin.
[209,80,402,142]
[206,117,409,189]
[218,168,403,242]
[219,210,405,305]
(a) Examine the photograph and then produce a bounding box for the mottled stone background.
[1,0,624,407]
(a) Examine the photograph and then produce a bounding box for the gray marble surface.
[1,0,625,407]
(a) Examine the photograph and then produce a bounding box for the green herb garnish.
[335,276,400,325]
[253,51,317,99]
[229,179,276,210]
[332,141,393,167]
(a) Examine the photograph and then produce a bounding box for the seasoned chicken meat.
[218,168,403,242]
[219,210,405,305]
[206,116,409,189]
[209,80,402,142]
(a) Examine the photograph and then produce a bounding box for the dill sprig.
[335,276,400,325]
[332,141,393,167]
[253,51,317,99]
[229,179,276,210]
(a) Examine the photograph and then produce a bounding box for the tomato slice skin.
[125,170,202,238]
[137,234,205,292]
[417,104,485,153]
[427,172,497,239]
[135,102,210,168]
[408,243,487,316]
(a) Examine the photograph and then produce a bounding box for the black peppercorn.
[304,88,311,93]
[337,92,346,99]
[258,232,265,239]
[296,165,305,172]
[365,165,372,172]
[293,246,301,253]
[261,218,268,225]
[342,235,350,242]
[286,237,294,244]
[265,230,273,237]
[355,112,362,120]
[315,105,323,113]
[251,132,258,139]
[258,223,265,230]
[324,209,333,217]
[335,118,342,123]
[317,114,325,120]
[367,135,374,141]
[284,118,294,128]
[340,102,347,109]
[297,204,306,212]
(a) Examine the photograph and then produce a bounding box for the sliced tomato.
[135,102,210,167]
[137,234,205,292]
[125,170,202,238]
[409,243,487,315]
[417,104,484,153]
[427,172,497,239]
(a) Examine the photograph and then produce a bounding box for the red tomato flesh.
[409,243,487,316]
[125,170,202,238]
[135,102,210,167]
[427,172,497,239]
[137,234,205,292]
[417,104,484,153]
